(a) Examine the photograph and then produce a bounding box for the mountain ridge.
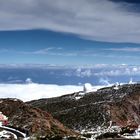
[28,83,140,132]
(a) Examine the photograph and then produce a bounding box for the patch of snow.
[114,83,120,90]
[75,96,82,100]
[122,125,140,139]
[114,86,119,90]
[79,91,85,96]
[0,130,17,139]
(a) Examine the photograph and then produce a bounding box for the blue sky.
[0,0,140,65]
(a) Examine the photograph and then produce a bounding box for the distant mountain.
[0,98,77,139]
[28,84,140,133]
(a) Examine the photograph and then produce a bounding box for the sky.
[0,0,140,65]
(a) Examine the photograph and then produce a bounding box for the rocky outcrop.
[108,84,140,127]
[0,98,76,138]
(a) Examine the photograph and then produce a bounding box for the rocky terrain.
[0,98,77,139]
[0,83,140,139]
[28,83,140,134]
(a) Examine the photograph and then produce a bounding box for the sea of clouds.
[0,82,83,101]
[0,64,139,101]
[0,77,108,101]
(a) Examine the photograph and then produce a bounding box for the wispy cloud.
[25,48,80,56]
[7,47,63,55]
[0,0,140,43]
[30,47,62,54]
[32,48,55,54]
[0,47,92,57]
[1,47,139,60]
[0,49,10,53]
[105,47,140,52]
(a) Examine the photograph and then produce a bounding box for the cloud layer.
[0,0,140,43]
[0,64,139,101]
[0,83,83,101]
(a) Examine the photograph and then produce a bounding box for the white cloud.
[99,78,110,85]
[0,0,140,43]
[63,65,140,77]
[30,47,63,55]
[32,48,54,54]
[132,67,138,72]
[94,66,140,76]
[75,68,92,77]
[0,83,83,101]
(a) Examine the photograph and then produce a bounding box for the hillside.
[0,98,76,139]
[28,84,140,132]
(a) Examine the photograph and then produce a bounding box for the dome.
[83,83,93,93]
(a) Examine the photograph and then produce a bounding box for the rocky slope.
[28,84,140,132]
[0,98,76,139]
